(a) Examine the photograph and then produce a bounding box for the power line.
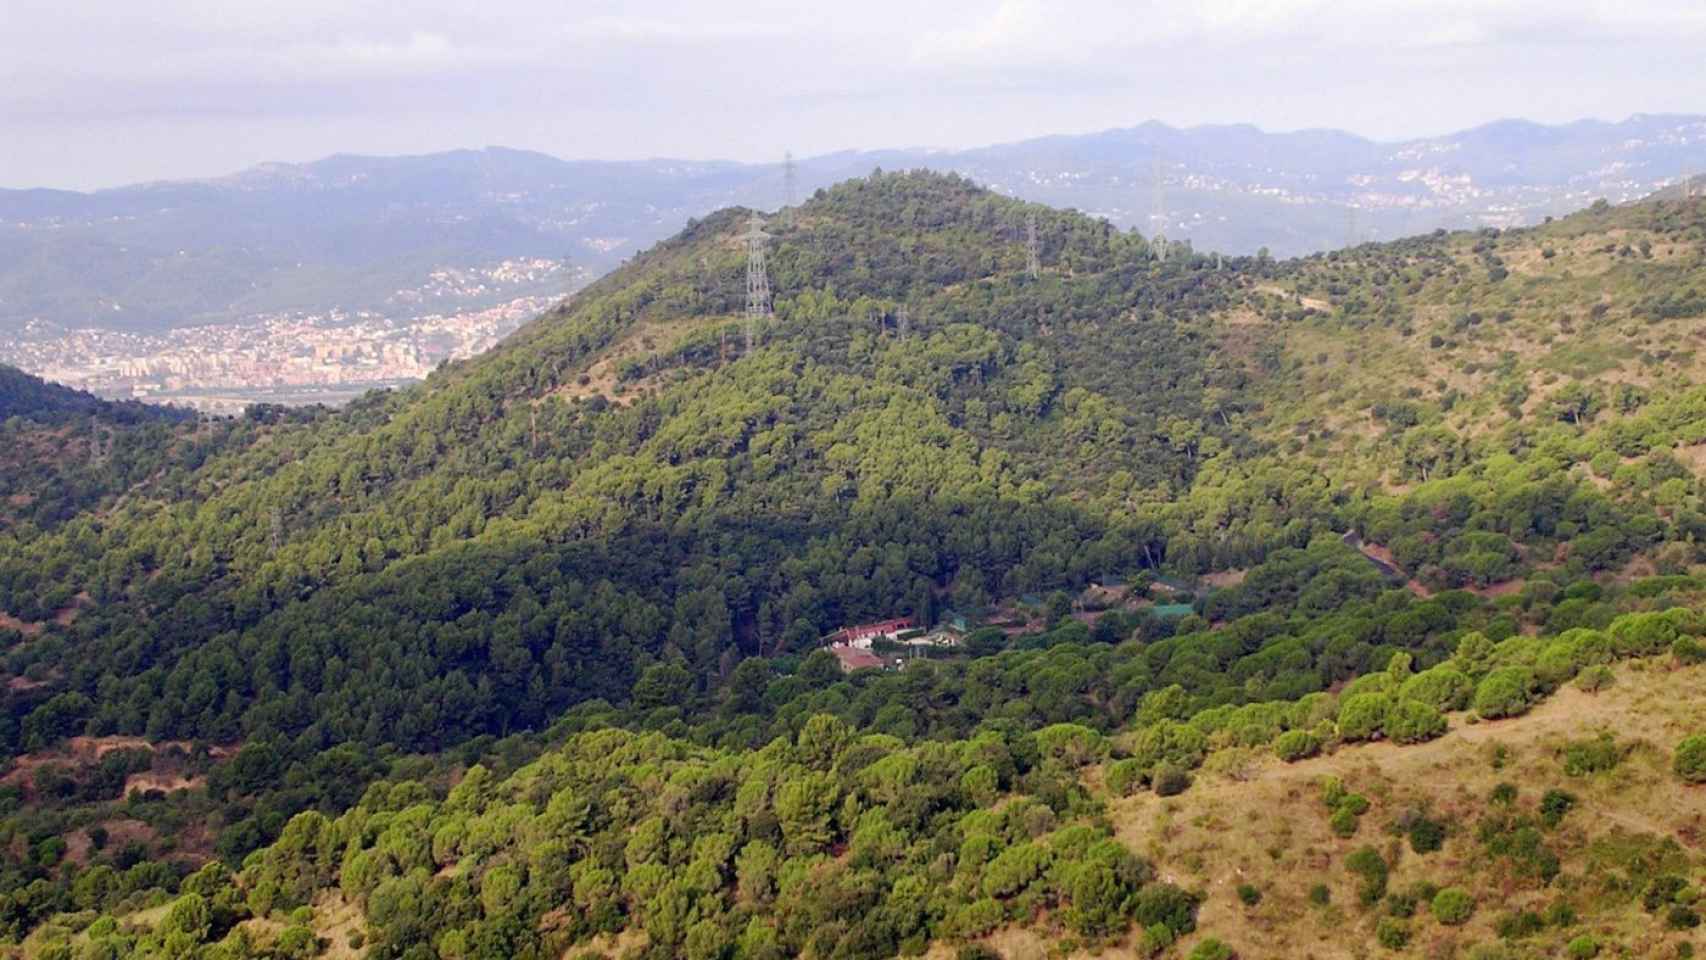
[783,151,797,227]
[1025,211,1041,279]
[1151,155,1169,263]
[742,212,772,354]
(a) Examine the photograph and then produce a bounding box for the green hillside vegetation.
[0,174,1705,956]
[12,588,1703,959]
[0,365,202,532]
[0,366,117,423]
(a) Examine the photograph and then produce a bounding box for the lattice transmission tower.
[1026,212,1041,278]
[89,425,109,467]
[742,213,772,353]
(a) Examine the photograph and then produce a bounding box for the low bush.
[1273,730,1321,762]
[1431,887,1476,925]
[1675,734,1706,783]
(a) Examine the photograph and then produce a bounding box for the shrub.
[1674,636,1706,665]
[1034,723,1110,767]
[1643,875,1688,912]
[1400,666,1473,711]
[1668,905,1702,930]
[1407,816,1445,854]
[1141,922,1175,957]
[1132,720,1208,771]
[957,947,1002,960]
[1319,776,1346,808]
[1346,846,1389,906]
[1474,667,1536,719]
[1329,805,1360,838]
[1309,884,1331,906]
[1562,733,1622,776]
[1675,734,1706,784]
[1431,887,1476,925]
[1539,789,1576,828]
[1153,763,1191,797]
[1105,758,1146,797]
[1495,909,1544,939]
[1609,611,1677,656]
[1386,891,1418,918]
[949,898,1004,938]
[1236,884,1261,907]
[1187,939,1234,960]
[1574,665,1614,693]
[1273,730,1321,762]
[1385,699,1447,744]
[1565,935,1599,959]
[1131,883,1201,936]
[1376,918,1410,950]
[1488,742,1509,770]
[1338,693,1392,741]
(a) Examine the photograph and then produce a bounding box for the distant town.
[0,258,585,413]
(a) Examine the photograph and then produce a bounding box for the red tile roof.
[828,643,885,672]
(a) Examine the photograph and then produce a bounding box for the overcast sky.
[4,0,1704,190]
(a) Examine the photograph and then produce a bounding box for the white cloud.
[910,0,1706,67]
[564,16,792,43]
[914,0,1055,64]
[270,32,466,75]
[5,0,1706,188]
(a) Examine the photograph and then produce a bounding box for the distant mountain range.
[3,113,1703,335]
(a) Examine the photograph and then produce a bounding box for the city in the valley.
[0,258,584,412]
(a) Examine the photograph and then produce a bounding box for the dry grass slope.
[1104,658,1705,959]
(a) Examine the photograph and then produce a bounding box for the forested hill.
[3,173,1706,755]
[2,172,1706,958]
[0,364,202,530]
[0,171,1259,745]
[0,364,163,424]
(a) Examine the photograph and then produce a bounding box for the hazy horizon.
[7,111,1703,195]
[6,0,1706,191]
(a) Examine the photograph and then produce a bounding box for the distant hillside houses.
[831,617,914,649]
[824,615,971,672]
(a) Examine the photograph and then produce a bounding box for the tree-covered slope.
[1183,194,1706,589]
[24,584,1706,960]
[0,364,199,532]
[1,365,126,423]
[6,177,1706,753]
[0,172,1252,748]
